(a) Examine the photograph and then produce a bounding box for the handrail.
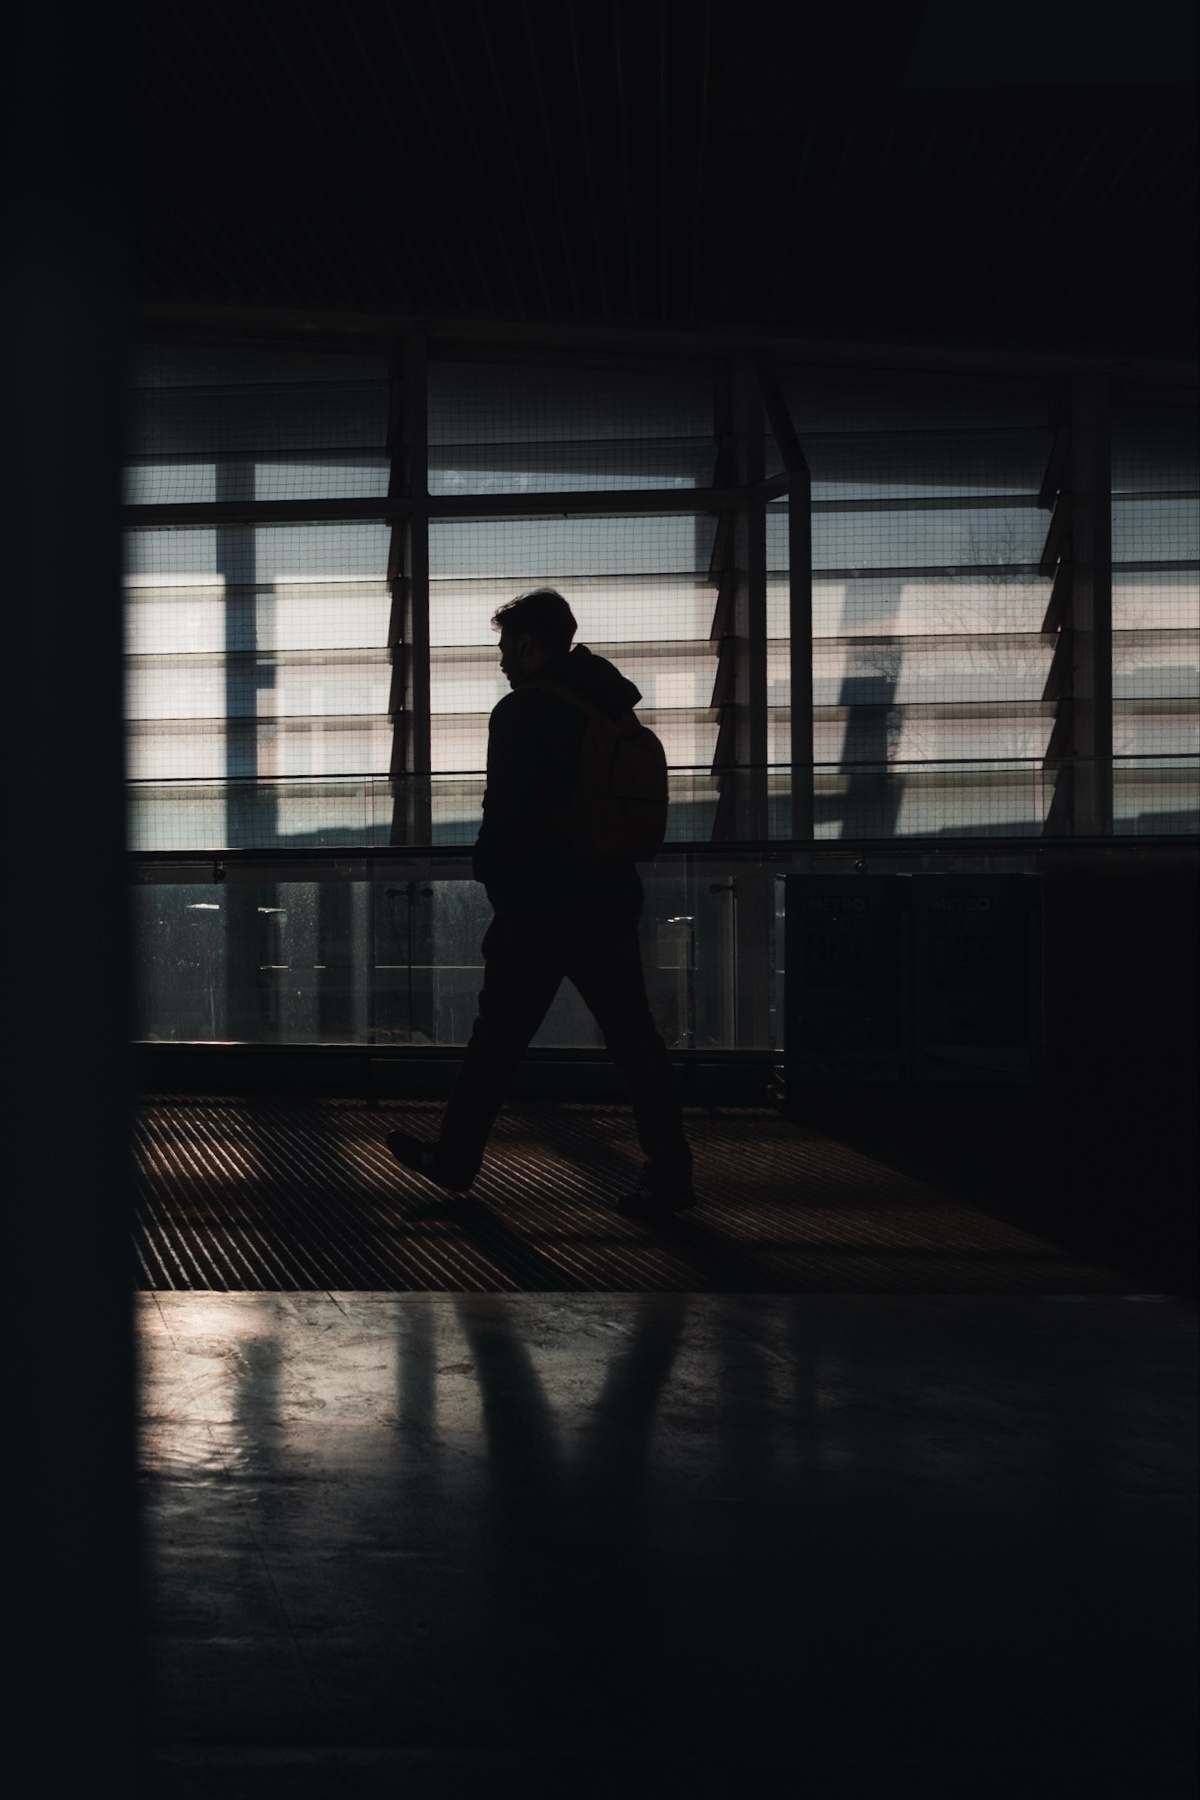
[127,835,1200,868]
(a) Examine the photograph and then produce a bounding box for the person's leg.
[565,908,693,1195]
[434,910,567,1183]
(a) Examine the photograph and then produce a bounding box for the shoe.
[384,1129,474,1194]
[616,1175,697,1216]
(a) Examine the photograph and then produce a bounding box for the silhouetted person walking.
[386,588,695,1213]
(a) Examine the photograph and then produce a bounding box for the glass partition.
[131,859,751,1051]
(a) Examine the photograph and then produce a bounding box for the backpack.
[523,678,669,865]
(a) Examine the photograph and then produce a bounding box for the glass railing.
[131,855,778,1051]
[130,822,1196,1056]
[127,756,1200,852]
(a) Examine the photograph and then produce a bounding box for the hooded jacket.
[472,643,645,916]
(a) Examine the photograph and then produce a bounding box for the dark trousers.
[439,905,692,1189]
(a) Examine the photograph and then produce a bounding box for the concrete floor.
[132,1097,1140,1294]
[141,1291,1198,1798]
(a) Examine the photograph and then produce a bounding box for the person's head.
[492,588,577,688]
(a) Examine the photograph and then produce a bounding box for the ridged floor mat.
[133,1096,1127,1294]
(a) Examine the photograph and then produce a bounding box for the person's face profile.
[498,630,517,686]
[498,629,534,687]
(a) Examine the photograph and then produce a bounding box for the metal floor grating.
[133,1096,1128,1294]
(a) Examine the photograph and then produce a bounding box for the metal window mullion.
[732,355,771,1051]
[389,332,431,846]
[385,349,407,792]
[743,499,769,831]
[1069,374,1113,834]
[709,362,738,839]
[735,354,768,840]
[407,331,432,844]
[752,353,814,841]
[788,470,814,839]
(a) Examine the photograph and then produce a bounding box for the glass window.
[428,358,714,493]
[124,345,396,852]
[429,513,719,776]
[1111,385,1200,831]
[768,371,1055,837]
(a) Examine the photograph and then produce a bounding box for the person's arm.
[471,692,548,892]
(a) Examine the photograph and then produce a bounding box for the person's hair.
[491,588,577,657]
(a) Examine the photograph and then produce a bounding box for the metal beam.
[708,567,736,643]
[752,353,814,840]
[1038,422,1071,509]
[1038,493,1073,577]
[127,497,406,528]
[752,350,809,481]
[709,361,740,836]
[125,480,1057,533]
[1041,375,1114,835]
[1069,374,1114,834]
[127,834,1200,877]
[709,636,736,709]
[384,346,407,795]
[124,483,787,528]
[133,300,1200,389]
[1042,626,1074,703]
[390,333,431,846]
[736,354,769,831]
[787,486,815,839]
[733,354,770,1050]
[1041,559,1073,635]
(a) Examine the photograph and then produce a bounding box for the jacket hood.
[530,643,642,719]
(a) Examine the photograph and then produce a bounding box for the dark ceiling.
[130,0,1199,362]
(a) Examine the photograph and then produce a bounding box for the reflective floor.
[142,1291,1198,1798]
[133,1098,1134,1294]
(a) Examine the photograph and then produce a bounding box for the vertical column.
[216,459,260,846]
[753,352,814,840]
[787,468,815,839]
[5,2,138,1788]
[709,361,738,839]
[388,331,432,845]
[710,354,769,844]
[216,460,266,1039]
[1040,376,1114,835]
[385,345,407,827]
[734,352,769,841]
[1070,374,1114,834]
[732,355,770,1047]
